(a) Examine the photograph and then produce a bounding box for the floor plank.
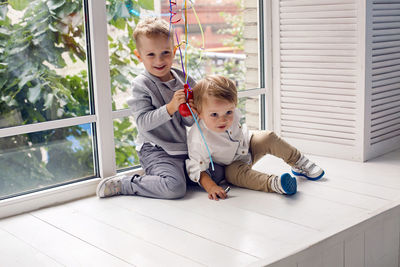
[0,228,61,267]
[0,214,132,267]
[52,197,258,266]
[31,205,206,267]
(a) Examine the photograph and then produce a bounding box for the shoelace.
[297,158,315,174]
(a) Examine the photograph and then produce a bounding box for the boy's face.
[135,35,175,82]
[199,95,235,133]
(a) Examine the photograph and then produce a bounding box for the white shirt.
[186,109,252,183]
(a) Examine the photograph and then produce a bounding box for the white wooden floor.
[1,149,399,267]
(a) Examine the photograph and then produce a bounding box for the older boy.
[97,17,223,199]
[186,75,325,200]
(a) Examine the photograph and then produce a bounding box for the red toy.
[178,84,193,117]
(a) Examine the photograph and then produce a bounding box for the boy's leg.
[121,144,187,199]
[251,131,324,180]
[225,161,296,195]
[250,131,301,166]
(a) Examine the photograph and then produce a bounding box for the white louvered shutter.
[366,0,400,159]
[273,0,364,160]
[272,0,400,161]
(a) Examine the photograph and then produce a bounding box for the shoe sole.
[291,170,325,181]
[281,173,297,195]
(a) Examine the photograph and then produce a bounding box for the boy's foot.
[292,154,325,181]
[271,173,297,195]
[96,175,124,198]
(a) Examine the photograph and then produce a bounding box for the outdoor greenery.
[0,0,245,198]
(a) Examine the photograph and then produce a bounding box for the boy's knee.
[163,179,186,199]
[262,131,278,142]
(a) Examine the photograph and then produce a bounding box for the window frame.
[0,0,272,219]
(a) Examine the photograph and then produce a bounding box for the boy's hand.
[207,184,227,201]
[166,89,186,116]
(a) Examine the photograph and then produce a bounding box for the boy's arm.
[128,84,172,132]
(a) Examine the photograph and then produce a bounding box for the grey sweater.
[128,68,195,155]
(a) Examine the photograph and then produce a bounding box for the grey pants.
[121,143,224,199]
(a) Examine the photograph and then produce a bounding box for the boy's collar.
[143,67,183,85]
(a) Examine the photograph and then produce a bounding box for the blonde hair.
[193,75,238,114]
[133,17,173,50]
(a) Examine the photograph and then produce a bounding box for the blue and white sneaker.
[271,173,297,195]
[292,154,325,181]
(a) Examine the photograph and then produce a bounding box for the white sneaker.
[292,154,324,181]
[270,173,297,195]
[96,175,124,198]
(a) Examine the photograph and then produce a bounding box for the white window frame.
[0,0,272,219]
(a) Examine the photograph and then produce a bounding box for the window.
[0,0,267,203]
[0,0,94,199]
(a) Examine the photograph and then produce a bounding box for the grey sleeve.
[128,83,172,132]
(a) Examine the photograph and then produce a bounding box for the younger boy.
[96,18,223,199]
[186,75,325,200]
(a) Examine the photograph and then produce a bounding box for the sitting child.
[186,75,324,200]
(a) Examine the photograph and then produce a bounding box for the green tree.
[0,0,153,197]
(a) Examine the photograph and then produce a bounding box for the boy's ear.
[173,46,177,55]
[134,49,141,61]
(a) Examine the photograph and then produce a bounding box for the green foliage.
[0,0,154,197]
[113,117,139,168]
[218,0,244,50]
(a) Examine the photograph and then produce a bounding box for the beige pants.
[225,131,301,192]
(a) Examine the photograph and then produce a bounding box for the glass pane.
[113,117,140,170]
[0,1,90,129]
[163,0,260,91]
[0,124,95,199]
[107,0,259,111]
[238,96,260,131]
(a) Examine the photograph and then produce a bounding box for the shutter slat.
[371,106,400,120]
[372,88,400,99]
[282,97,356,108]
[282,132,355,146]
[372,76,400,88]
[281,4,356,13]
[282,103,355,114]
[371,117,400,134]
[372,58,400,68]
[372,46,400,57]
[371,82,400,94]
[282,85,356,95]
[282,90,357,101]
[282,109,355,121]
[280,0,355,7]
[281,67,357,76]
[371,129,400,145]
[282,120,355,133]
[282,73,356,83]
[281,61,356,69]
[282,79,356,89]
[282,126,356,140]
[280,18,357,25]
[281,114,356,127]
[281,55,356,63]
[281,24,357,31]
